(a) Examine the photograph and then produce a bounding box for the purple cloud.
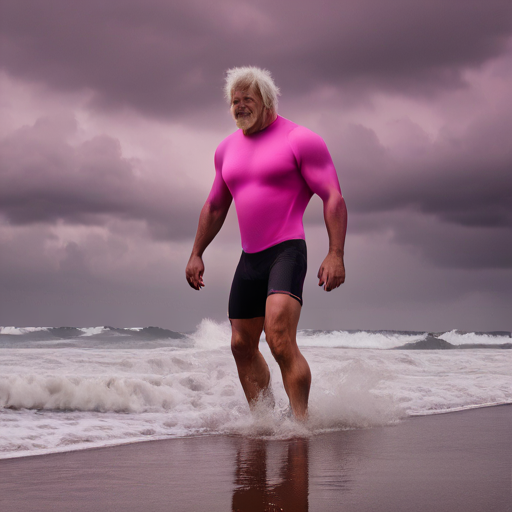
[1,0,511,329]
[0,114,202,239]
[1,0,511,118]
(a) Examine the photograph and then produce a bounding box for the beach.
[1,325,511,510]
[1,404,510,512]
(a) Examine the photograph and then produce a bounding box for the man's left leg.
[264,293,311,419]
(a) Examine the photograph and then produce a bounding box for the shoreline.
[2,401,512,462]
[1,404,511,512]
[2,401,511,462]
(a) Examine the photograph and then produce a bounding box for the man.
[186,67,347,420]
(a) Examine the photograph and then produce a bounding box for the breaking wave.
[1,319,511,459]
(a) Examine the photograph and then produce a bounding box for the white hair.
[224,66,280,112]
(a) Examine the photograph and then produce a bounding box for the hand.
[186,254,205,290]
[317,252,345,291]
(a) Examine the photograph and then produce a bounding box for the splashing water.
[1,319,510,459]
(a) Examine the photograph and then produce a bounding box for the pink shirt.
[209,115,342,253]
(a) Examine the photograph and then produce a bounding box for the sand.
[1,405,511,512]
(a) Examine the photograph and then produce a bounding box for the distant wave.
[393,334,512,350]
[1,319,511,460]
[0,326,189,349]
[295,328,511,350]
[1,324,510,350]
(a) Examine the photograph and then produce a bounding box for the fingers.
[318,275,334,291]
[317,266,325,287]
[187,280,199,290]
[187,277,204,290]
[318,256,346,291]
[185,269,204,290]
[325,277,341,292]
[318,269,344,291]
[318,266,336,291]
[329,273,345,291]
[186,256,205,290]
[192,274,205,290]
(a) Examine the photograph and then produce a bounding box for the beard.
[235,111,258,131]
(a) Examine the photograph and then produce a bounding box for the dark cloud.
[1,0,511,330]
[0,115,202,239]
[335,110,512,227]
[392,215,512,270]
[1,0,511,118]
[334,106,512,227]
[0,219,237,330]
[2,217,510,331]
[310,105,512,269]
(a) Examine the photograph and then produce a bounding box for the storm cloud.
[0,114,202,239]
[1,0,511,117]
[1,0,511,330]
[335,112,512,227]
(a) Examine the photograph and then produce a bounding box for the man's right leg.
[230,317,272,407]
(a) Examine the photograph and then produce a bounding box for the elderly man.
[186,67,347,419]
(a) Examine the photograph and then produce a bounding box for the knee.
[265,327,293,364]
[231,333,257,362]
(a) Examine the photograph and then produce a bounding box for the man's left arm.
[317,191,347,291]
[290,127,347,291]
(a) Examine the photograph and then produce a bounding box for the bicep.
[206,169,233,211]
[303,158,341,202]
[292,131,342,202]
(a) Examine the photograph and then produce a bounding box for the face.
[230,88,267,135]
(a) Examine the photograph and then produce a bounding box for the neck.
[243,110,278,135]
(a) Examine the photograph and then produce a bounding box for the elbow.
[324,193,347,224]
[338,195,347,220]
[325,190,346,211]
[203,197,231,217]
[339,195,347,215]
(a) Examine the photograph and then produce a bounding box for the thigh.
[230,317,265,348]
[267,240,307,306]
[229,255,268,319]
[265,293,302,339]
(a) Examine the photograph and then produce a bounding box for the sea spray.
[0,320,510,459]
[190,318,232,350]
[308,360,404,429]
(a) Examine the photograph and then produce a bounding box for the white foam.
[297,330,426,349]
[408,401,512,416]
[438,329,510,345]
[190,318,232,350]
[0,326,50,335]
[0,320,511,459]
[78,327,106,337]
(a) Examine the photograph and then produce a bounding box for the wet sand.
[1,405,511,512]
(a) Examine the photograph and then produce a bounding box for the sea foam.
[0,319,511,459]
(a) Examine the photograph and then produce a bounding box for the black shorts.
[228,239,307,319]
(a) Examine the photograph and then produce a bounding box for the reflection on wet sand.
[232,437,309,512]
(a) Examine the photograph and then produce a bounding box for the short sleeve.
[288,126,342,201]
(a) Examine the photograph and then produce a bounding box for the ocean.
[1,320,511,460]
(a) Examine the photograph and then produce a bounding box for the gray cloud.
[312,105,512,269]
[1,0,511,330]
[1,0,511,118]
[2,100,510,271]
[336,110,512,227]
[393,215,512,270]
[0,220,236,330]
[0,114,202,239]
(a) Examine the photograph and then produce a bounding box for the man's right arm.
[185,174,232,290]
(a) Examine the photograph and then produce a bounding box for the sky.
[1,0,511,332]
